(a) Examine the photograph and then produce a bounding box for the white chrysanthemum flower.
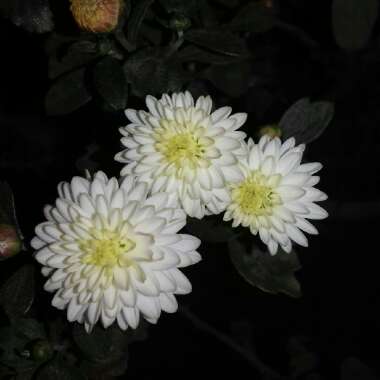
[223,136,328,255]
[31,172,201,332]
[115,91,247,218]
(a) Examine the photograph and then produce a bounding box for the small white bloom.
[115,91,247,218]
[224,136,328,255]
[31,172,201,332]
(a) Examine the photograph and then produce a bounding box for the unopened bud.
[0,224,21,260]
[70,0,121,33]
[259,125,282,138]
[31,340,53,362]
[169,14,191,31]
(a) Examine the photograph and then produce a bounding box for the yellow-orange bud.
[70,0,121,33]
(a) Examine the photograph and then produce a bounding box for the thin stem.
[179,306,287,380]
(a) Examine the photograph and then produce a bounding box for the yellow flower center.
[154,118,211,172]
[80,230,135,268]
[232,171,281,216]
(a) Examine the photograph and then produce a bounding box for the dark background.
[1,1,380,379]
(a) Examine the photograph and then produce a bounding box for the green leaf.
[159,0,198,14]
[45,69,92,116]
[48,40,99,80]
[0,265,35,318]
[332,0,378,51]
[0,0,54,33]
[13,319,46,342]
[203,61,251,97]
[73,324,128,364]
[127,0,155,46]
[228,2,275,34]
[279,98,334,144]
[93,56,128,111]
[341,357,378,380]
[178,45,244,65]
[186,217,236,243]
[287,336,319,377]
[124,48,187,96]
[185,29,250,57]
[0,321,43,370]
[229,240,302,298]
[36,358,86,380]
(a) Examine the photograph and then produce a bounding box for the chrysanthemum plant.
[0,0,336,378]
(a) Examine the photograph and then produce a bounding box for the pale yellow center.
[155,119,208,170]
[232,171,281,216]
[80,230,135,268]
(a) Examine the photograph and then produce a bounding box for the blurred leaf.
[73,324,128,364]
[0,0,54,33]
[332,0,378,51]
[93,56,128,110]
[229,240,302,298]
[341,357,378,380]
[127,0,155,45]
[0,320,44,371]
[185,29,250,57]
[125,48,187,96]
[287,336,319,377]
[228,2,275,33]
[45,68,92,116]
[13,319,46,342]
[36,358,86,380]
[0,182,23,246]
[186,217,236,243]
[204,61,251,97]
[48,40,99,80]
[178,45,244,65]
[159,0,198,14]
[0,265,35,318]
[279,98,334,144]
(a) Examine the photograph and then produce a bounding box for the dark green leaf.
[186,217,236,243]
[127,0,155,46]
[229,240,302,298]
[159,0,198,14]
[0,0,54,33]
[204,61,251,97]
[279,98,334,144]
[45,69,92,116]
[124,48,187,96]
[73,324,128,364]
[332,0,378,51]
[93,57,128,111]
[48,40,99,80]
[228,2,275,34]
[185,29,250,57]
[0,265,35,318]
[0,322,40,370]
[341,357,378,380]
[13,319,46,342]
[36,358,86,380]
[287,337,319,377]
[178,45,244,65]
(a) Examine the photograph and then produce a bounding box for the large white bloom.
[115,91,247,218]
[224,136,328,255]
[31,172,201,332]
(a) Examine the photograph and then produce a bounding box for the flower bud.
[70,0,121,33]
[0,224,22,260]
[258,125,282,138]
[31,340,53,362]
[169,14,192,31]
